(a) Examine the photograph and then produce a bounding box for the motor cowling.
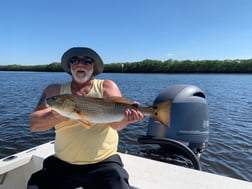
[138,85,209,170]
[148,85,209,153]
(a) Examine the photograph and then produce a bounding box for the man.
[27,47,144,189]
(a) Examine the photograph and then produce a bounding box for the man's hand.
[123,102,144,123]
[109,102,144,130]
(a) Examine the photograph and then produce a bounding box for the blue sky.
[1,0,252,65]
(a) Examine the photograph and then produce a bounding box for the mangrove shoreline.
[0,59,252,73]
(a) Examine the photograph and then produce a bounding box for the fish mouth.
[45,96,54,106]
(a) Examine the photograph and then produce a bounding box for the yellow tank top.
[54,79,118,165]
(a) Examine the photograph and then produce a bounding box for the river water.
[0,71,251,182]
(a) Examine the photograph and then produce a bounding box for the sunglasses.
[69,56,94,65]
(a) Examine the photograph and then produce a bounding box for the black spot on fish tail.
[152,106,158,115]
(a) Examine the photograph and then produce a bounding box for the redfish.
[46,94,172,128]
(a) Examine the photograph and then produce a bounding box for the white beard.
[70,66,94,84]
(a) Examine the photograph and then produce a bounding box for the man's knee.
[108,165,129,181]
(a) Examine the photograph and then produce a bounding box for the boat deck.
[1,141,252,189]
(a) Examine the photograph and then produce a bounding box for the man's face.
[69,55,94,83]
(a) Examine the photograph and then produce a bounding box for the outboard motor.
[138,85,209,170]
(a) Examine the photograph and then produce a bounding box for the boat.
[1,85,252,188]
[1,141,252,189]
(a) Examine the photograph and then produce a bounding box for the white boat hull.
[1,141,252,189]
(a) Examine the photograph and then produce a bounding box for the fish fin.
[75,110,91,129]
[105,96,134,104]
[152,100,172,127]
[78,119,91,129]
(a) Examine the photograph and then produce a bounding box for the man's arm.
[103,80,144,130]
[29,84,68,132]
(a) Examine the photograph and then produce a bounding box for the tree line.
[0,59,252,73]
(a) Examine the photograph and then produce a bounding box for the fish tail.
[152,100,172,127]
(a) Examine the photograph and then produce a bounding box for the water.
[0,71,251,182]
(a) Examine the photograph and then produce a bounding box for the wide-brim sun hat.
[61,47,104,76]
